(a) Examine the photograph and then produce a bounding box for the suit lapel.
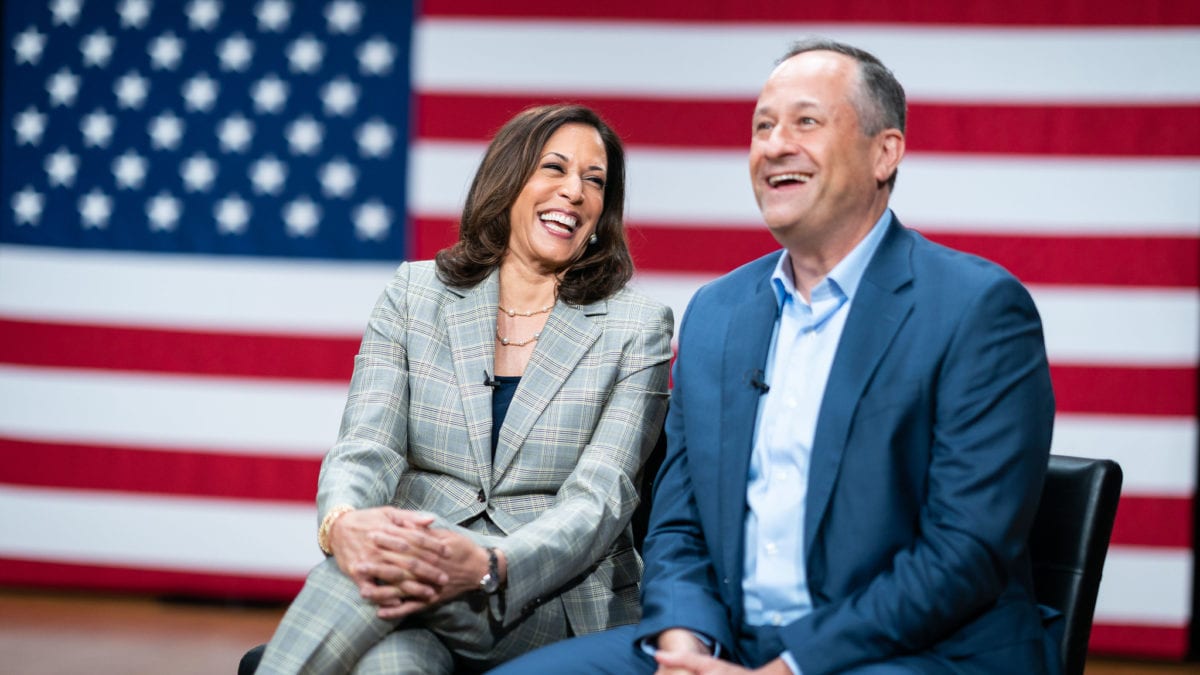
[491,298,604,481]
[443,270,500,481]
[718,270,779,581]
[805,223,915,556]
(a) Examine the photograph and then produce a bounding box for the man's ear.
[874,129,905,184]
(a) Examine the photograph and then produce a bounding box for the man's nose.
[764,127,797,158]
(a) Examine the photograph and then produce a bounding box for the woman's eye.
[543,162,564,172]
[586,176,606,188]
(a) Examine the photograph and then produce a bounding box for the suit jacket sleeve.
[496,299,674,625]
[316,263,415,523]
[635,288,739,651]
[785,274,1055,674]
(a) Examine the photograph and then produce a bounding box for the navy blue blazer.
[637,218,1059,674]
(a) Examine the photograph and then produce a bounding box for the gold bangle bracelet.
[317,505,355,555]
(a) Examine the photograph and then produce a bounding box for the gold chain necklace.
[496,327,541,347]
[498,303,553,318]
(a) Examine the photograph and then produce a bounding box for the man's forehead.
[771,49,858,80]
[759,52,857,102]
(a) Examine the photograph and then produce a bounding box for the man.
[491,38,1058,674]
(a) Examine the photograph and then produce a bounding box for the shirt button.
[765,542,778,555]
[772,613,783,626]
[477,490,486,503]
[786,398,797,408]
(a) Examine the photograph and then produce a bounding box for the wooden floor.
[0,589,1195,674]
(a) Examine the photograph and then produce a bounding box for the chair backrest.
[1029,454,1123,675]
[630,416,668,555]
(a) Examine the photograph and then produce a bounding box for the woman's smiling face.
[504,123,608,275]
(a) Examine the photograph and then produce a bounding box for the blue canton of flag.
[1,0,412,261]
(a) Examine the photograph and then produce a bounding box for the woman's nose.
[559,174,583,202]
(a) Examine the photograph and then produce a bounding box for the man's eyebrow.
[756,100,822,116]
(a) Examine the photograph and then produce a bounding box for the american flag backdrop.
[1,0,1197,662]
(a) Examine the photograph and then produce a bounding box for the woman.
[256,104,673,674]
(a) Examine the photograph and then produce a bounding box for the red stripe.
[421,1,1200,26]
[1089,622,1190,660]
[416,93,1200,157]
[0,318,358,382]
[415,217,1200,288]
[1051,365,1196,417]
[0,436,319,504]
[925,232,1199,288]
[0,557,302,602]
[1110,496,1193,548]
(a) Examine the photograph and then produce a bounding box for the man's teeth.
[768,173,811,187]
[540,212,577,231]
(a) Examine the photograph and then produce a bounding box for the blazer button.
[476,490,486,503]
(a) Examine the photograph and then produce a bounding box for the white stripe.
[410,142,1200,234]
[1094,546,1193,625]
[631,273,1200,365]
[0,485,321,576]
[416,20,1200,102]
[1030,286,1199,366]
[0,364,342,456]
[0,244,395,334]
[1054,416,1198,497]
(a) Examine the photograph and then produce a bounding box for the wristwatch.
[479,547,501,595]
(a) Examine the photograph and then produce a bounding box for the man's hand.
[655,651,792,675]
[327,507,449,617]
[654,628,712,675]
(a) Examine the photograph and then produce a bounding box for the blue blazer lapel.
[443,270,500,480]
[805,222,916,556]
[718,271,779,582]
[492,298,603,481]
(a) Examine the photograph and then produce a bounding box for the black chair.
[1029,454,1123,675]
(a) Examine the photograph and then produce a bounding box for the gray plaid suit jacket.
[317,261,673,634]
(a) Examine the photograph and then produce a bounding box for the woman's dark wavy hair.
[434,104,632,305]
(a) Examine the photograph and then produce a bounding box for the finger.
[382,507,436,529]
[370,530,448,561]
[354,565,441,604]
[394,555,450,586]
[359,581,404,605]
[397,578,439,602]
[365,573,438,603]
[353,561,427,587]
[654,650,708,670]
[376,598,430,620]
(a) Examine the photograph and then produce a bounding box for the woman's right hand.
[328,507,450,612]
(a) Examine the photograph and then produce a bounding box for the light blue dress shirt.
[743,211,891,673]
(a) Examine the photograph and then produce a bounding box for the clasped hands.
[327,506,492,620]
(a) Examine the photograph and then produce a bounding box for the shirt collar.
[770,209,893,311]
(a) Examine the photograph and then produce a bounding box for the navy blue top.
[490,375,521,454]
